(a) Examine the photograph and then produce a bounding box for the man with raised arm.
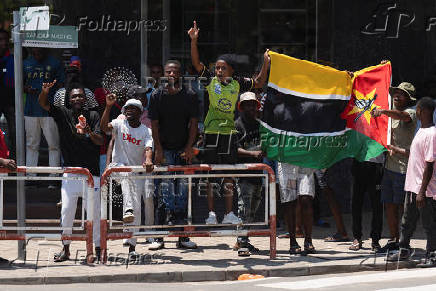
[39,80,103,262]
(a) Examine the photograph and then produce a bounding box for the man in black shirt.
[39,80,103,262]
[149,60,199,250]
[234,92,263,256]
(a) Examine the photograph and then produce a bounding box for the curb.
[0,260,417,285]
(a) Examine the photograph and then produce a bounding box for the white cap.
[122,98,143,113]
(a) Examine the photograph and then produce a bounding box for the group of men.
[1,21,436,266]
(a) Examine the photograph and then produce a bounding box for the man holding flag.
[371,82,417,252]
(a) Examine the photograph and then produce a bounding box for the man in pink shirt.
[387,97,436,267]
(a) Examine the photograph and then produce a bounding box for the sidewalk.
[0,213,426,284]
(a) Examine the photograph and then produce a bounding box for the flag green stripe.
[260,124,386,169]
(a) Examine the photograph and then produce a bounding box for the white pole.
[13,10,26,260]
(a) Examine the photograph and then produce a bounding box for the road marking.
[257,269,436,290]
[377,284,436,291]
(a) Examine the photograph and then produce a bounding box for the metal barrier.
[100,163,276,262]
[0,166,96,263]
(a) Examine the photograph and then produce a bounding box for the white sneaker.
[149,241,164,251]
[123,209,135,223]
[205,211,218,224]
[177,239,197,249]
[222,211,242,224]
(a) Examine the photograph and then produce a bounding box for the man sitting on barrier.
[234,92,263,256]
[149,59,199,250]
[101,95,154,256]
[39,80,104,262]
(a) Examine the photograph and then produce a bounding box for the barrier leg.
[269,214,277,259]
[269,180,277,259]
[100,219,108,263]
[85,221,94,263]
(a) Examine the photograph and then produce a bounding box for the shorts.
[314,169,328,189]
[202,133,237,164]
[202,133,237,184]
[277,162,315,203]
[381,168,406,204]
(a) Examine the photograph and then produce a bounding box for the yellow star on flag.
[347,88,379,124]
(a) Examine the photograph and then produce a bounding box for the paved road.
[3,268,436,291]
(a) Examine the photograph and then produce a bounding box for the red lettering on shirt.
[122,132,142,146]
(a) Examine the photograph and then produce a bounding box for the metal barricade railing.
[0,166,96,263]
[100,163,276,262]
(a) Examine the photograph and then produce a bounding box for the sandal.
[349,239,363,251]
[238,247,251,257]
[53,249,70,262]
[237,242,259,256]
[324,233,350,242]
[304,240,316,254]
[289,243,302,255]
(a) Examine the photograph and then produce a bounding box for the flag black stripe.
[262,87,348,134]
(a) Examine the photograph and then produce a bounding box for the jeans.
[157,150,188,213]
[399,192,436,252]
[351,161,383,241]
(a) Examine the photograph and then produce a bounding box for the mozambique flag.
[341,62,391,148]
[260,52,388,169]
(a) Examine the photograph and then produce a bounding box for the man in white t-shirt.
[101,95,154,255]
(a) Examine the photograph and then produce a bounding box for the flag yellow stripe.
[268,51,352,99]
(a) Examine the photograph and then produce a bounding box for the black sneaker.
[378,240,399,253]
[386,248,411,262]
[417,252,436,268]
[177,237,197,249]
[371,241,382,252]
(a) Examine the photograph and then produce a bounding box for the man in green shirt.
[188,20,270,224]
[372,82,417,252]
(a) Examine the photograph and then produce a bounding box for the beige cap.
[389,82,416,101]
[237,92,261,111]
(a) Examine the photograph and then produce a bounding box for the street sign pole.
[13,10,26,261]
